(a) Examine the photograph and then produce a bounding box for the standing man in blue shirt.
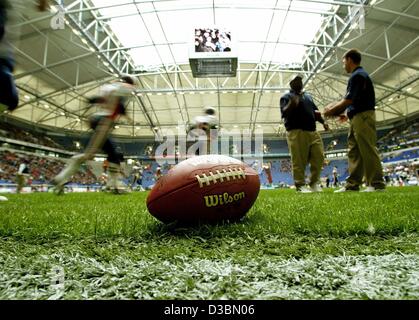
[280,74,329,193]
[324,49,385,192]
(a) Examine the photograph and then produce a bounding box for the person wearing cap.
[280,74,329,193]
[324,49,385,193]
[51,76,137,194]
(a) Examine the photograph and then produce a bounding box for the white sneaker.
[310,185,323,193]
[296,186,313,193]
[50,178,65,195]
[111,187,130,194]
[51,184,65,195]
[334,187,359,193]
[361,186,385,193]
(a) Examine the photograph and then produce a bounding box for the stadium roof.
[5,0,419,137]
[89,0,331,67]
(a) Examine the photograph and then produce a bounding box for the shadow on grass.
[145,216,249,238]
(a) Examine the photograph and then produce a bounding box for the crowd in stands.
[280,159,292,172]
[382,148,419,163]
[0,122,63,150]
[195,28,231,53]
[255,159,349,188]
[1,148,417,192]
[0,150,96,186]
[378,122,419,153]
[383,162,418,186]
[1,118,418,192]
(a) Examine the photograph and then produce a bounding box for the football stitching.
[195,168,246,188]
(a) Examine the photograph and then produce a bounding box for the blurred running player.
[187,106,219,155]
[51,76,136,194]
[129,161,144,191]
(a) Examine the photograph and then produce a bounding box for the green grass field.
[0,187,418,300]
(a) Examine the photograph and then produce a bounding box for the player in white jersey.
[0,0,49,112]
[188,106,219,155]
[129,161,144,191]
[16,158,30,194]
[192,106,218,132]
[51,76,137,194]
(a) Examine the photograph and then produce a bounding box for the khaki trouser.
[16,173,27,194]
[287,129,324,188]
[345,110,385,189]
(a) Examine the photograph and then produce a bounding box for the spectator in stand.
[0,150,98,190]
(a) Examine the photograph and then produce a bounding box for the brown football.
[146,155,261,224]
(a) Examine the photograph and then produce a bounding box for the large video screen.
[195,28,232,53]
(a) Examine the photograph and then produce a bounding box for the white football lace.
[195,168,246,188]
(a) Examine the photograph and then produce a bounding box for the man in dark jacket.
[280,74,329,193]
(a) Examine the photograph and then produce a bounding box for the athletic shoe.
[334,187,359,193]
[310,185,323,193]
[50,178,65,195]
[51,184,65,195]
[296,186,313,193]
[111,187,130,195]
[360,186,385,193]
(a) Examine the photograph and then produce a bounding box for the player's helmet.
[120,75,136,85]
[203,106,216,116]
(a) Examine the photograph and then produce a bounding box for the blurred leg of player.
[51,116,113,194]
[138,176,144,191]
[102,139,128,194]
[129,173,138,190]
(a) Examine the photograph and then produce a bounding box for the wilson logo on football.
[204,192,246,207]
[195,168,246,188]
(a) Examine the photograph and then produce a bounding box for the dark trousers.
[0,3,5,41]
[0,5,18,111]
[0,59,18,110]
[333,174,338,187]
